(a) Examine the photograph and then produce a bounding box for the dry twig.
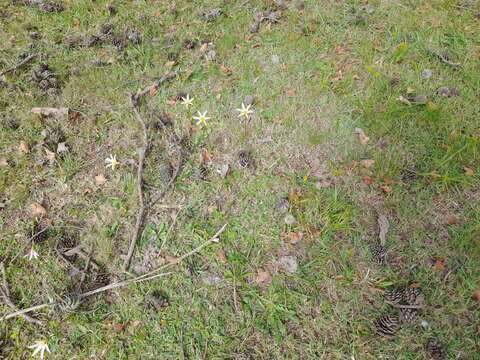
[122,72,177,271]
[0,54,37,77]
[0,262,43,326]
[1,224,227,322]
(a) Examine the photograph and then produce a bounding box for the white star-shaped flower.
[24,244,39,261]
[193,111,210,127]
[236,103,254,119]
[105,154,120,171]
[181,94,194,107]
[28,340,50,359]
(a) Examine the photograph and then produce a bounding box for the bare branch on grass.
[0,262,43,326]
[1,224,227,322]
[0,54,37,77]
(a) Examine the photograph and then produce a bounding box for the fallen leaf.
[31,107,69,120]
[19,141,30,154]
[379,185,392,193]
[433,258,445,271]
[361,159,375,168]
[446,215,459,225]
[199,43,208,53]
[201,148,212,164]
[285,88,296,97]
[95,174,107,185]
[165,255,180,265]
[0,157,9,167]
[113,322,125,332]
[354,128,370,145]
[216,249,227,264]
[363,176,374,185]
[282,231,304,244]
[463,166,474,176]
[149,84,158,96]
[255,269,271,284]
[220,64,232,75]
[472,290,480,304]
[30,202,46,217]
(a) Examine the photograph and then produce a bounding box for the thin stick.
[122,94,149,272]
[0,263,43,325]
[134,72,176,99]
[79,245,94,288]
[1,225,227,322]
[122,72,177,271]
[0,54,36,76]
[133,224,228,282]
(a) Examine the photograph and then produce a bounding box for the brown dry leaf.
[354,128,370,145]
[149,84,158,96]
[127,320,142,335]
[363,176,374,185]
[19,141,30,154]
[201,148,212,164]
[0,157,8,167]
[361,159,375,168]
[379,185,392,193]
[95,174,107,185]
[446,215,459,225]
[199,43,208,53]
[113,322,125,332]
[30,202,46,217]
[285,88,296,97]
[463,166,474,176]
[282,231,304,244]
[255,269,271,285]
[472,290,480,304]
[165,255,180,265]
[433,257,445,271]
[220,64,232,75]
[216,249,227,264]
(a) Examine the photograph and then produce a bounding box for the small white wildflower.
[24,244,39,261]
[180,94,194,107]
[105,154,120,171]
[193,111,210,127]
[28,340,50,359]
[236,103,254,119]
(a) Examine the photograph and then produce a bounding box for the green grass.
[1,0,479,359]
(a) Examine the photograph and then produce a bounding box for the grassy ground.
[1,0,479,359]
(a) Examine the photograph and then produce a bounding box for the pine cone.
[371,244,387,264]
[384,289,403,304]
[426,339,446,360]
[375,314,399,337]
[404,287,423,305]
[400,308,418,324]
